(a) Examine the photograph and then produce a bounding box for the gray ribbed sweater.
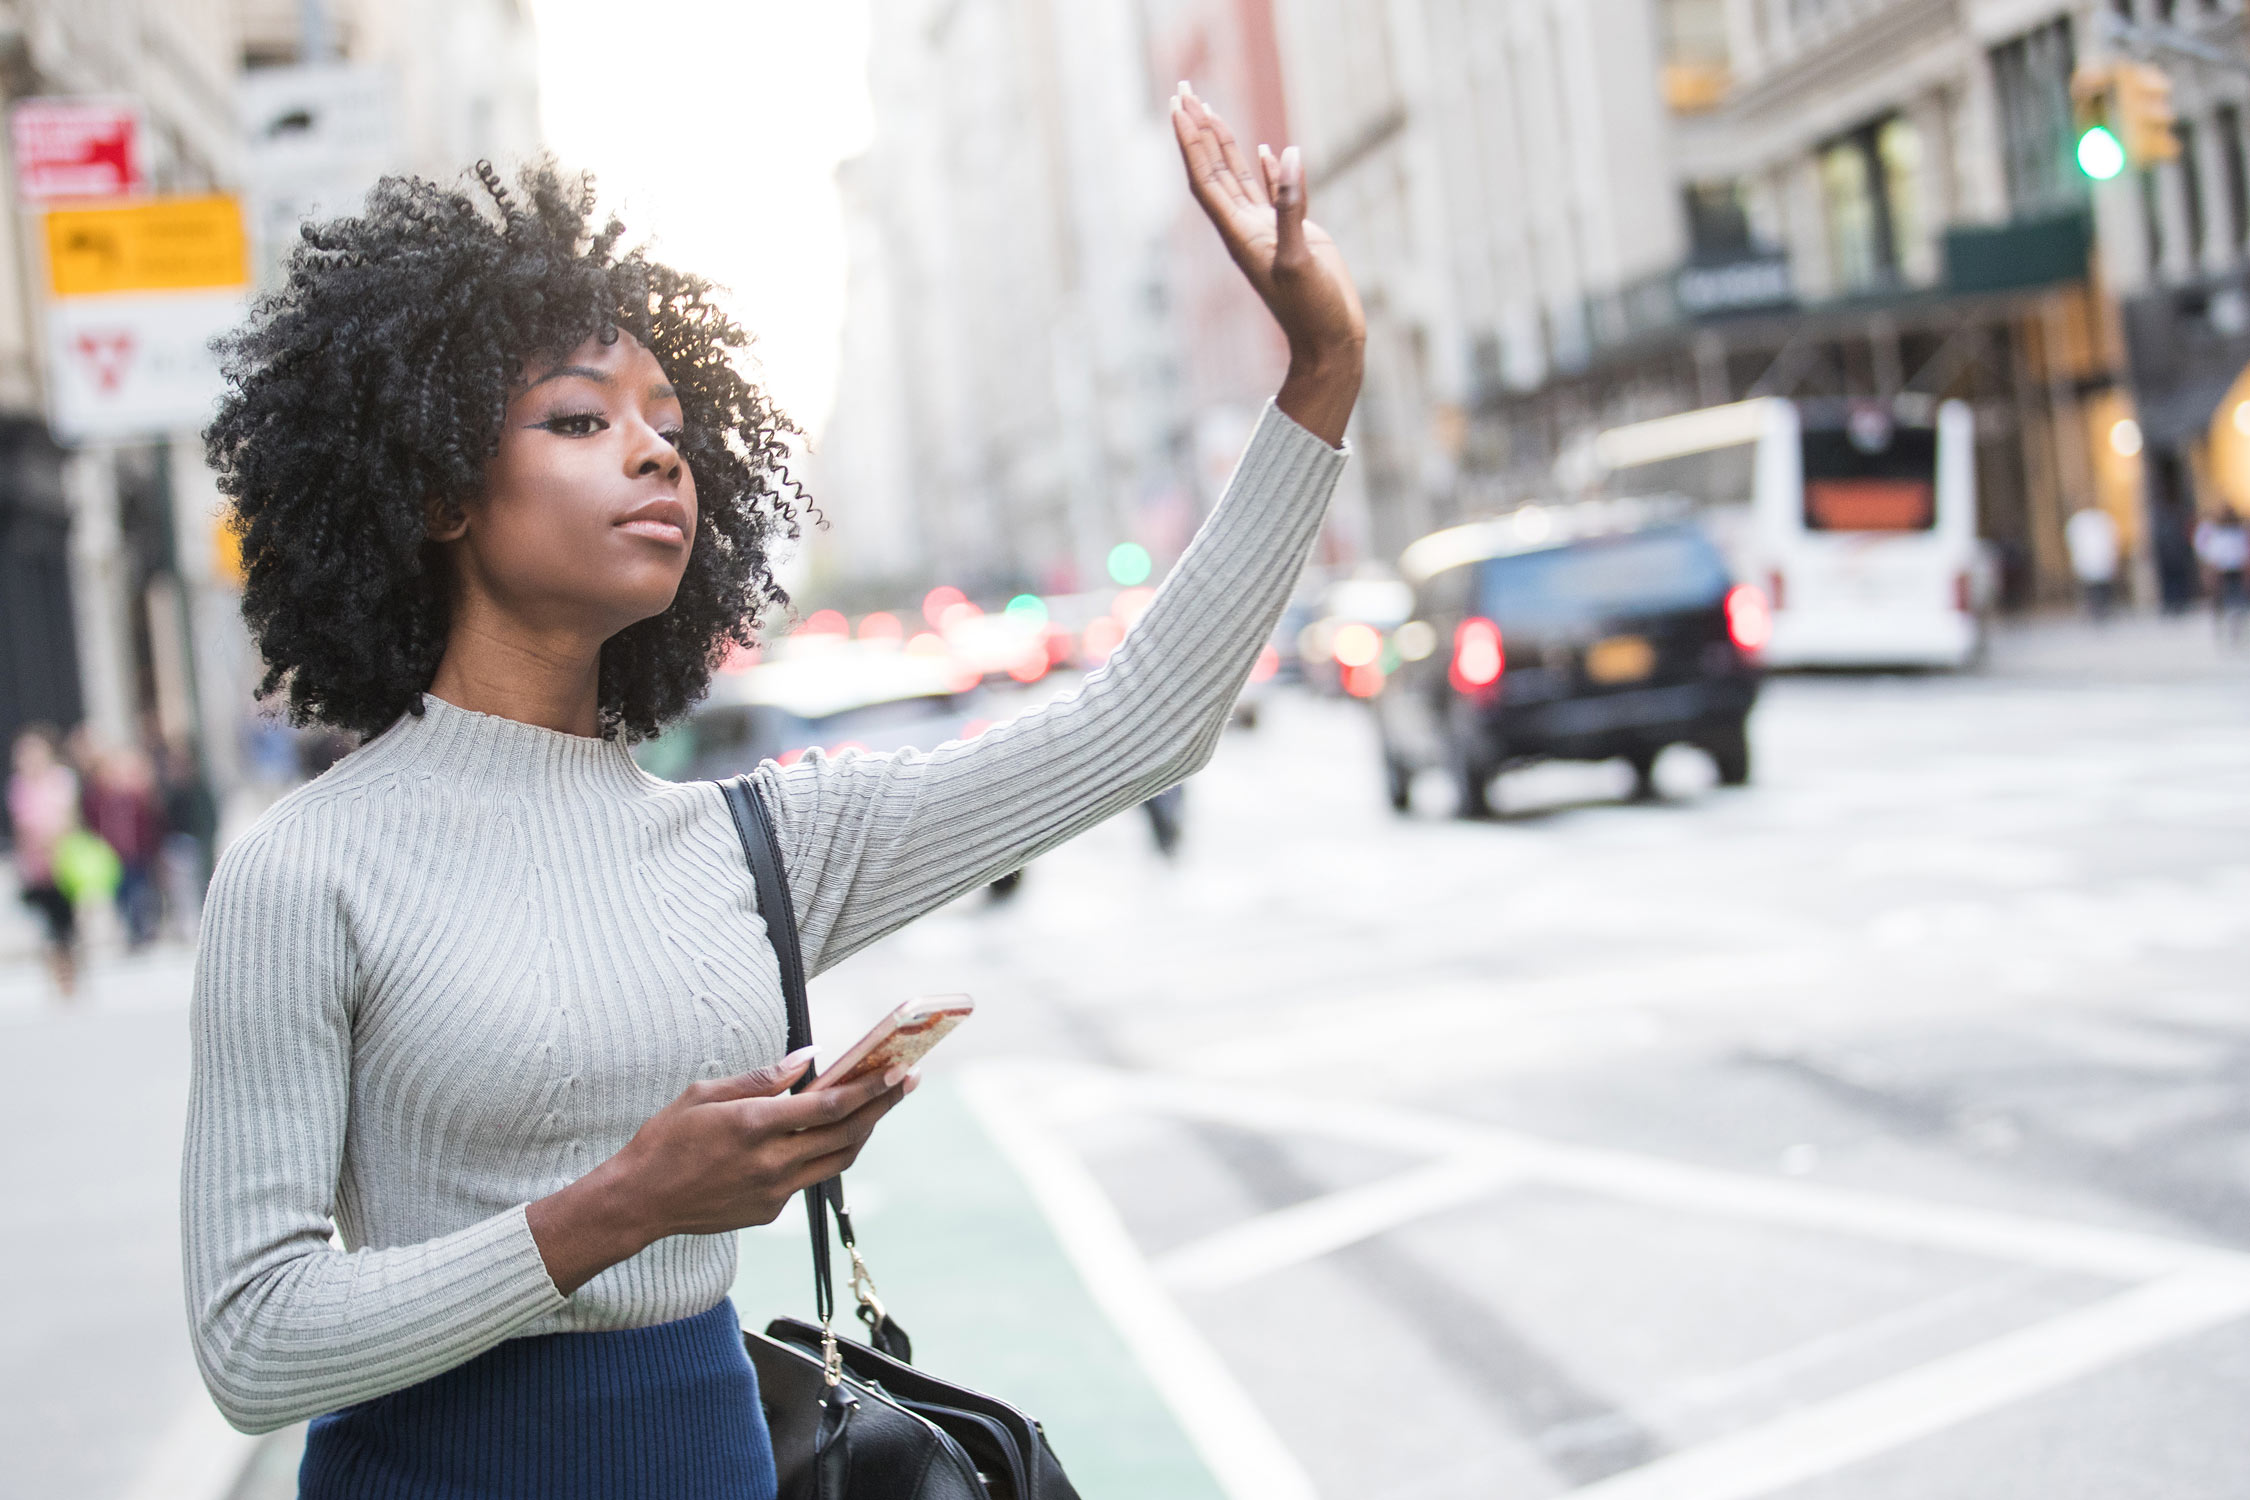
[181,403,1345,1432]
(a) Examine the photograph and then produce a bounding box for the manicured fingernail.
[903,1073,922,1095]
[784,1047,815,1068]
[1179,80,1194,98]
[884,1064,909,1088]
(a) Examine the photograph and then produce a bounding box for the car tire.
[1705,721,1752,786]
[1383,753,1413,814]
[1449,738,1497,819]
[1627,748,1660,801]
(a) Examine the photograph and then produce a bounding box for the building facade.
[0,0,541,844]
[817,0,1192,600]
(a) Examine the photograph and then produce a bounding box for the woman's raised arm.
[752,88,1361,975]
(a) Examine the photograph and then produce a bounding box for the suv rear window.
[1474,530,1729,628]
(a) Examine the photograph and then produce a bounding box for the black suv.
[1375,515,1764,816]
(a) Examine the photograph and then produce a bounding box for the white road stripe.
[958,1066,1320,1500]
[116,1395,261,1500]
[1562,1273,2250,1500]
[1091,1067,2250,1283]
[1155,1156,1517,1292]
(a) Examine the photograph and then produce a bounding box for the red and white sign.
[10,99,141,202]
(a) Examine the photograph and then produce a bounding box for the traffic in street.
[19,616,2213,1500]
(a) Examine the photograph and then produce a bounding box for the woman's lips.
[615,500,688,546]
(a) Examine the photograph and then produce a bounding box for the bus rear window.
[1802,427,1937,532]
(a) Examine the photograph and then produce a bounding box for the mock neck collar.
[355,693,663,798]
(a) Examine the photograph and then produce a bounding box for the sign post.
[9,98,142,202]
[40,194,249,442]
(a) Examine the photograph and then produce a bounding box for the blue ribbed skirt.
[297,1299,777,1499]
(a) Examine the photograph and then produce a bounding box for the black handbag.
[720,776,1083,1500]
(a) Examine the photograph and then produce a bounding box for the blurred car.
[1296,576,1414,696]
[1374,511,1766,817]
[635,639,993,781]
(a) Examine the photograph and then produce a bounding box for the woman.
[8,726,81,997]
[183,87,1361,1495]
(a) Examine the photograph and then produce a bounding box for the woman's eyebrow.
[526,364,610,388]
[651,383,677,401]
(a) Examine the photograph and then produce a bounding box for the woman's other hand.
[526,1050,913,1296]
[1172,83,1365,446]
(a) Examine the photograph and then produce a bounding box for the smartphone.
[805,994,975,1093]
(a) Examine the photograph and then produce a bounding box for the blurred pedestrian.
[158,739,217,938]
[82,745,165,949]
[181,93,1363,1496]
[2065,504,2121,621]
[2194,509,2248,644]
[8,725,81,996]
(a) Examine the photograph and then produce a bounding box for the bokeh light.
[857,610,903,643]
[1107,542,1152,586]
[1005,594,1049,627]
[800,608,849,638]
[922,585,966,628]
[1331,622,1382,668]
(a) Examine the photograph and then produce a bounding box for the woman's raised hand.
[526,1051,912,1296]
[1172,83,1364,445]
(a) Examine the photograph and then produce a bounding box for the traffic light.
[2115,61,2180,166]
[2072,61,2179,180]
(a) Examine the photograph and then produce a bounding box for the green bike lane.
[729,1070,1231,1500]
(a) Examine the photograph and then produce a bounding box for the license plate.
[1585,635,1655,684]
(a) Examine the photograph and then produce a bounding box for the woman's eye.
[659,429,686,446]
[543,413,607,436]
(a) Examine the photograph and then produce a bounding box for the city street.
[5,617,2247,1500]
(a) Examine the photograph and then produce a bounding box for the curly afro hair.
[205,161,805,742]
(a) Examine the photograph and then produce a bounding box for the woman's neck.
[426,614,604,738]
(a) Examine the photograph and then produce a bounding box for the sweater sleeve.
[757,401,1347,976]
[180,821,567,1433]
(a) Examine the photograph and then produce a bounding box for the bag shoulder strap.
[719,775,837,1328]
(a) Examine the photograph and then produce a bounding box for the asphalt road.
[8,615,2247,1500]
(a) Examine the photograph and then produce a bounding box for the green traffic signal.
[2078,124,2125,181]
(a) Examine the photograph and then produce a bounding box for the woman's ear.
[424,495,468,543]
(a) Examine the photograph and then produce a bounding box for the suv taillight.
[1451,617,1505,691]
[1767,570,1786,610]
[1725,584,1773,652]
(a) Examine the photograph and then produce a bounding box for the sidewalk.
[1982,608,2250,683]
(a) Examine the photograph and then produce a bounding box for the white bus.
[1592,397,1982,669]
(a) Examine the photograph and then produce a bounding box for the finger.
[1273,145,1308,267]
[1173,100,1247,231]
[1177,85,1256,211]
[1203,107,1267,207]
[746,1068,891,1132]
[775,1083,907,1165]
[698,1049,815,1103]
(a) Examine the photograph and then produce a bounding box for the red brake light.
[1450,617,1504,691]
[1725,584,1773,652]
[1766,570,1786,610]
[1953,571,1974,613]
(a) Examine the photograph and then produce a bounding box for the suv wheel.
[1383,753,1413,814]
[1704,721,1752,786]
[1627,749,1660,801]
[1450,738,1497,819]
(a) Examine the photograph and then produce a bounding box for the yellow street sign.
[44,195,248,297]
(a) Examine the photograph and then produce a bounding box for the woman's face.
[447,332,697,639]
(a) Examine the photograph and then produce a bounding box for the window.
[2219,105,2248,252]
[2143,168,2168,273]
[1801,424,1939,533]
[2179,120,2207,265]
[1819,115,1921,291]
[1990,20,2082,217]
[1684,180,1754,260]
